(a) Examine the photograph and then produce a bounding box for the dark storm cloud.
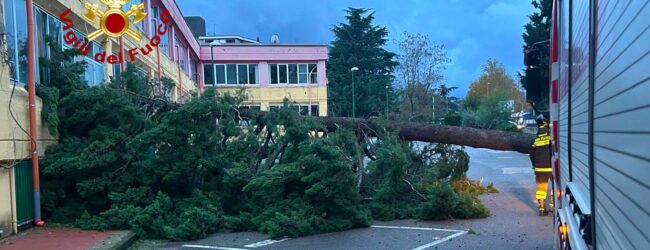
[177,0,534,97]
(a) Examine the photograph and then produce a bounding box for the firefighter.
[530,114,552,216]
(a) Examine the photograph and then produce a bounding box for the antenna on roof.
[271,34,280,44]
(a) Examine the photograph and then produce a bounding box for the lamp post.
[385,85,389,116]
[351,67,359,118]
[432,94,436,124]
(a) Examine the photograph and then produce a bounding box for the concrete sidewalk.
[0,227,136,250]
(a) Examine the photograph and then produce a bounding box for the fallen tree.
[240,110,536,154]
[38,47,508,241]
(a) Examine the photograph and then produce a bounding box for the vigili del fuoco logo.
[59,0,172,65]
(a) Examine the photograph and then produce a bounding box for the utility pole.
[351,67,359,118]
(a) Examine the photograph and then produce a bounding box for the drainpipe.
[153,18,162,94]
[9,162,18,233]
[308,66,317,115]
[26,0,44,227]
[176,45,182,102]
[119,37,125,71]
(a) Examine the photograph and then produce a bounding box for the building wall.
[216,86,328,116]
[0,168,15,238]
[0,0,200,238]
[200,45,329,116]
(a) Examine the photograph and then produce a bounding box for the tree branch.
[402,179,427,200]
[263,140,288,170]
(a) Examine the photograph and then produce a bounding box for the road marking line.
[411,230,468,250]
[371,225,434,231]
[371,225,465,233]
[181,244,250,250]
[244,239,289,248]
[502,167,534,174]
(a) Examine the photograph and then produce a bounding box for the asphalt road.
[159,147,553,250]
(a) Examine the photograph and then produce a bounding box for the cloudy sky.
[177,0,534,97]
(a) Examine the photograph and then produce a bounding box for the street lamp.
[385,85,389,116]
[351,67,359,118]
[432,94,436,124]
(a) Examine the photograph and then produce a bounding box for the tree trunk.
[241,111,535,154]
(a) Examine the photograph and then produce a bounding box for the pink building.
[198,35,329,116]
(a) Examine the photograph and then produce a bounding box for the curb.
[91,231,138,250]
[115,231,138,250]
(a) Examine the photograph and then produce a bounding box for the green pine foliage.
[366,139,489,221]
[37,43,492,241]
[328,8,398,117]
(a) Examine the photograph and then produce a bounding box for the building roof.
[199,35,261,45]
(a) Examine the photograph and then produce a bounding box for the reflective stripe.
[535,168,553,172]
[551,62,560,81]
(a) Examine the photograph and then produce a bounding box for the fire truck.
[525,0,650,249]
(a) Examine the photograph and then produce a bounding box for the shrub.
[419,182,458,220]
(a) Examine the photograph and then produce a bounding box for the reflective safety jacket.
[530,123,551,170]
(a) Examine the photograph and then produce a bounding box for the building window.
[310,105,319,116]
[205,64,259,85]
[308,64,318,84]
[298,64,308,83]
[248,64,258,84]
[174,36,188,74]
[270,64,278,84]
[269,63,318,84]
[238,105,261,111]
[123,0,144,32]
[278,64,288,83]
[84,43,105,86]
[113,61,122,80]
[226,64,237,84]
[203,64,214,86]
[6,4,106,86]
[151,5,170,57]
[269,104,319,116]
[237,64,248,84]
[190,58,198,83]
[216,64,226,84]
[4,0,29,85]
[288,64,298,84]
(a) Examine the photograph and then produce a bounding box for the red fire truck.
[526,0,650,249]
